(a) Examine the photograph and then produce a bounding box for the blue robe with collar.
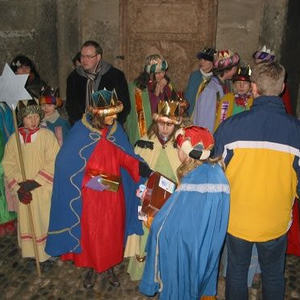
[139,163,230,300]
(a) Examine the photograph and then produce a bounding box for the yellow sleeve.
[2,134,23,194]
[34,129,60,188]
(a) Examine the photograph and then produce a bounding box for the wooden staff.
[12,108,41,277]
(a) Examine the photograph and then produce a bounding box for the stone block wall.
[0,0,58,88]
[0,0,299,115]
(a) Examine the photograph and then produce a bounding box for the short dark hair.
[81,40,103,56]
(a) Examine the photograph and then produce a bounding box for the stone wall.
[0,0,58,87]
[216,0,264,64]
[0,0,299,115]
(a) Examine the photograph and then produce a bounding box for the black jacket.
[66,66,130,125]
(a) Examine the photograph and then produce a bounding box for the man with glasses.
[66,40,130,126]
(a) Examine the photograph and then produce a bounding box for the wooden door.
[119,0,217,91]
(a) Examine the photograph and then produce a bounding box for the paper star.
[0,63,31,109]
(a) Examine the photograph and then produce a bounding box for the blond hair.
[251,62,285,96]
[176,156,224,183]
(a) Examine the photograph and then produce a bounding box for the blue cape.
[139,163,230,299]
[46,119,144,256]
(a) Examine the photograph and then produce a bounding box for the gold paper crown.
[158,100,179,117]
[153,100,182,125]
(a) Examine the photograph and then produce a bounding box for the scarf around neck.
[76,60,112,110]
[19,127,40,143]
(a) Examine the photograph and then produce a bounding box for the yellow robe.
[125,135,181,280]
[2,128,59,262]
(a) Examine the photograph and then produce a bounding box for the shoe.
[106,268,120,287]
[41,260,55,272]
[83,269,97,289]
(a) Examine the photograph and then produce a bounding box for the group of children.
[0,44,298,300]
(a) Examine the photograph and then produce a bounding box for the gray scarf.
[76,60,112,109]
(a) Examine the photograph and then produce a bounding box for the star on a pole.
[0,63,31,109]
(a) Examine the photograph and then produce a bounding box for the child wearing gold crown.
[125,99,182,281]
[46,89,152,289]
[214,65,253,131]
[139,126,230,300]
[2,101,60,265]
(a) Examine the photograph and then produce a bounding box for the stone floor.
[0,233,299,300]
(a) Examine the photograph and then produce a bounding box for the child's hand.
[17,187,32,205]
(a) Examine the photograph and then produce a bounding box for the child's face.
[41,103,56,117]
[23,113,40,130]
[16,65,31,75]
[233,80,251,95]
[199,59,213,73]
[154,71,166,82]
[157,121,175,141]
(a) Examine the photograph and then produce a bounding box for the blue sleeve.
[213,124,225,157]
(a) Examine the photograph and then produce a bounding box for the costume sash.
[135,88,147,137]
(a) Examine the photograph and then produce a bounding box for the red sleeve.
[115,146,141,182]
[282,85,293,115]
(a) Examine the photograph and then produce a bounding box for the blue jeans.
[225,233,287,300]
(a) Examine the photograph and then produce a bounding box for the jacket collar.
[252,95,285,112]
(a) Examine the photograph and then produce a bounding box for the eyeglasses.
[80,54,98,60]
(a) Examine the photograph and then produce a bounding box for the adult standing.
[66,40,130,126]
[214,62,300,300]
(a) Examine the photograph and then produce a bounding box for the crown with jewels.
[87,88,123,117]
[253,45,275,63]
[213,49,240,70]
[39,86,63,107]
[233,65,252,82]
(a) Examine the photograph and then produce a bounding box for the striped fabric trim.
[8,178,17,189]
[177,183,230,194]
[223,141,300,163]
[20,234,48,243]
[38,170,53,183]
